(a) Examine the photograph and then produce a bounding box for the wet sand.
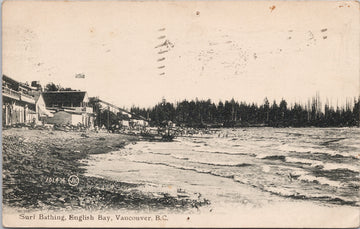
[83,132,360,227]
[2,128,209,212]
[2,128,359,227]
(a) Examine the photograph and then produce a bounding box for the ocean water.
[84,127,360,211]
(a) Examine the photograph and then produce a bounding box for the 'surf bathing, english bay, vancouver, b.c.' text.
[2,1,360,228]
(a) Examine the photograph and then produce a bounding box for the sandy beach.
[2,127,359,228]
[2,128,209,212]
[81,127,359,227]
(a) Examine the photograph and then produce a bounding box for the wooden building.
[42,91,94,127]
[2,75,37,126]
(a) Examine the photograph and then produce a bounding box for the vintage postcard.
[2,0,359,228]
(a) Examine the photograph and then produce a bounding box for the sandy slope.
[2,128,209,212]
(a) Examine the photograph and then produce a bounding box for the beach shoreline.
[2,128,359,228]
[2,128,209,212]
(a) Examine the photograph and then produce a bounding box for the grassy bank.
[2,129,209,212]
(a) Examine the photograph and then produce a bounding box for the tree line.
[130,95,360,128]
[43,82,360,128]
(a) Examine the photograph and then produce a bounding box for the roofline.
[3,75,20,84]
[93,98,148,121]
[3,75,38,91]
[42,91,87,93]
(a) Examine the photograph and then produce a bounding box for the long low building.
[2,75,52,126]
[42,91,94,127]
[2,75,94,128]
[90,97,149,129]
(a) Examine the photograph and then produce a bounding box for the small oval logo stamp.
[68,175,79,187]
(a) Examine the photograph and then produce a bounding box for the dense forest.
[130,95,360,128]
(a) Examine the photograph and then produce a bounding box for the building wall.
[131,119,149,127]
[36,95,47,116]
[81,113,94,128]
[121,120,130,127]
[2,87,37,126]
[46,111,72,125]
[45,111,92,127]
[71,114,82,126]
[27,113,37,124]
[2,102,33,126]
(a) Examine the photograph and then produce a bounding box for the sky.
[2,1,359,108]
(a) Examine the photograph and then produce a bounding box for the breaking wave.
[126,159,359,206]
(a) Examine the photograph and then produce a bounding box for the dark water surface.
[85,128,360,209]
